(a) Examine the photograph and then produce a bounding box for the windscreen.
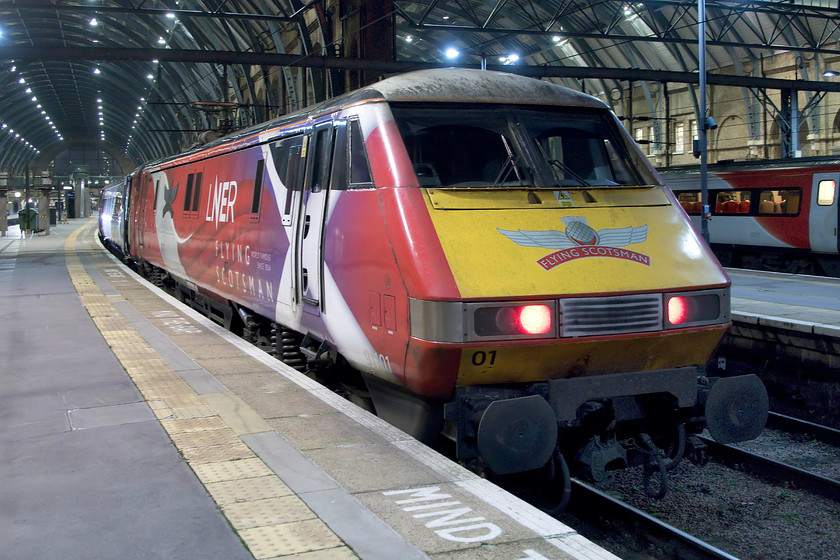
[391,103,652,189]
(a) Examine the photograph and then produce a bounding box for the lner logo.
[205,177,238,227]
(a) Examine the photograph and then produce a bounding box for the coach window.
[818,180,836,206]
[758,189,800,215]
[182,172,201,217]
[348,119,372,187]
[676,191,702,214]
[153,179,159,210]
[715,190,751,214]
[250,159,265,222]
[183,173,195,212]
[191,172,202,212]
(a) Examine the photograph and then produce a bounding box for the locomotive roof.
[143,69,608,171]
[357,68,607,108]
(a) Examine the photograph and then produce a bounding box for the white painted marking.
[153,310,202,333]
[383,487,502,544]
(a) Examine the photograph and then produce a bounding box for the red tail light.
[472,302,556,339]
[667,296,688,325]
[518,305,552,334]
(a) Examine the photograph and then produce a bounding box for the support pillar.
[0,190,7,236]
[0,171,7,236]
[359,0,395,87]
[780,90,801,158]
[37,189,50,235]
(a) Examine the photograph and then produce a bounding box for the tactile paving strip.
[263,547,358,560]
[160,417,229,433]
[181,442,255,463]
[238,519,343,559]
[204,477,294,505]
[222,495,316,529]
[191,458,275,484]
[65,223,356,560]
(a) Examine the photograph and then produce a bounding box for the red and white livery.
[663,158,840,275]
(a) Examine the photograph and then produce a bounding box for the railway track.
[701,412,840,503]
[766,411,840,446]
[566,480,741,560]
[562,413,840,559]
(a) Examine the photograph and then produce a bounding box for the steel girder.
[0,0,323,171]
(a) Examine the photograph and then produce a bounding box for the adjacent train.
[99,68,767,501]
[662,158,840,276]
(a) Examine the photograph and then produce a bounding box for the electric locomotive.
[663,158,840,276]
[99,179,128,258]
[103,68,768,497]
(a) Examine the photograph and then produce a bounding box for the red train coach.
[662,158,840,276]
[107,68,768,502]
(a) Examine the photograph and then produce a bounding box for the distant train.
[662,158,840,276]
[100,68,767,502]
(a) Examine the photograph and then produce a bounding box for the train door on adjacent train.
[296,121,336,315]
[810,173,839,252]
[119,175,130,249]
[135,174,157,249]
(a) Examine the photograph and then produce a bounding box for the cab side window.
[349,119,373,187]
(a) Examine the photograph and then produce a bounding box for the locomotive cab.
[357,70,769,499]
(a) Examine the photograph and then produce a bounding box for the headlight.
[663,289,729,329]
[474,304,553,337]
[409,299,556,342]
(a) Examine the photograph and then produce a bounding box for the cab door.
[810,172,839,253]
[296,121,336,315]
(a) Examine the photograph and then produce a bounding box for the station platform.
[0,218,617,560]
[727,269,840,369]
[729,268,840,329]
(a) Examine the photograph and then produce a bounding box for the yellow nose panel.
[421,187,727,299]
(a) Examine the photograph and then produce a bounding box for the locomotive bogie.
[98,69,769,497]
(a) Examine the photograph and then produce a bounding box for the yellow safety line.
[64,221,357,560]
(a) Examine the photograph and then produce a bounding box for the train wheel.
[254,324,273,354]
[532,447,572,514]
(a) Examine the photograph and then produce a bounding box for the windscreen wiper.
[535,140,591,188]
[491,136,525,187]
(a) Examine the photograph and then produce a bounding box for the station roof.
[1,0,839,173]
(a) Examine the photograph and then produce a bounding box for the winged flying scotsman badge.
[498,216,651,270]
